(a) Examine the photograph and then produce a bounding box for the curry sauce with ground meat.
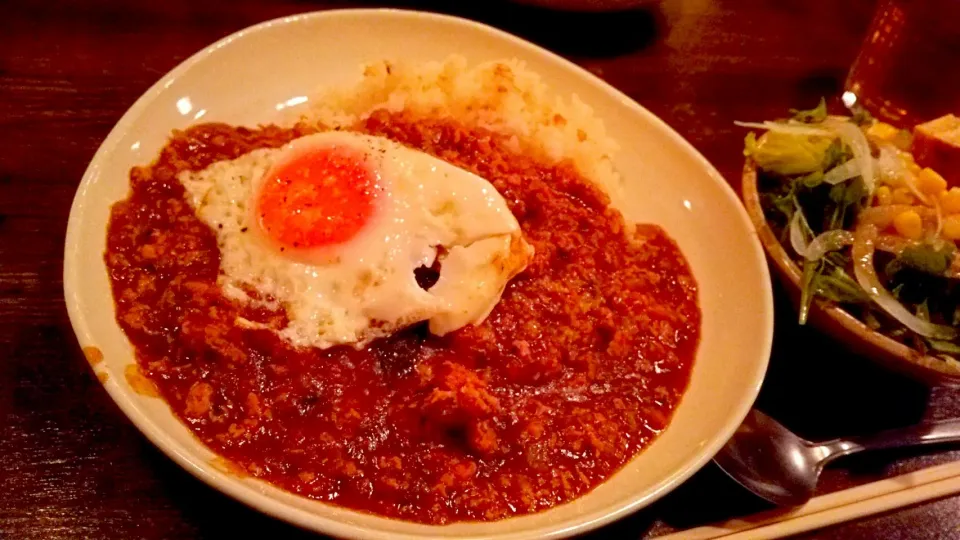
[104,111,700,523]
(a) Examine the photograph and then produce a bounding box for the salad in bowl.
[742,101,960,378]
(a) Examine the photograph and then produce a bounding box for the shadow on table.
[757,280,934,441]
[584,463,776,538]
[314,0,666,58]
[145,446,324,539]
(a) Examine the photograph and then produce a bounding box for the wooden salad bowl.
[742,160,960,387]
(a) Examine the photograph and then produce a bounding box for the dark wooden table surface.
[4,0,960,538]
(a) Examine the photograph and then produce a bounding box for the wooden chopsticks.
[658,460,960,539]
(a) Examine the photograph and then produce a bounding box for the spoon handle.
[821,418,960,464]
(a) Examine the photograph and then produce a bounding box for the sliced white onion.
[804,229,855,261]
[935,199,944,236]
[874,233,912,255]
[876,145,906,181]
[789,210,810,257]
[788,209,851,261]
[734,121,833,137]
[852,224,957,340]
[823,158,861,185]
[824,118,876,195]
[876,145,928,204]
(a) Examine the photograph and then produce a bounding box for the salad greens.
[758,134,865,324]
[790,98,828,124]
[745,100,960,363]
[745,131,833,176]
[892,241,956,276]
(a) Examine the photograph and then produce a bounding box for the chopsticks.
[658,460,960,539]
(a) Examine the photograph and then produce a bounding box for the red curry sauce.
[104,111,700,523]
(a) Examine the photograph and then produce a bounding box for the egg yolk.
[257,146,377,250]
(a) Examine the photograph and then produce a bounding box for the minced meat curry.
[104,111,700,524]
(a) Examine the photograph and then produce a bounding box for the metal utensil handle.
[821,418,960,464]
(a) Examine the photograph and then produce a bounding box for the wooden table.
[3,0,959,538]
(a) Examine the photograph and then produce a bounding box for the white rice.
[299,55,623,201]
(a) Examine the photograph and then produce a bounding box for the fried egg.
[179,131,533,349]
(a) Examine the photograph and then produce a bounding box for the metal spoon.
[713,409,960,506]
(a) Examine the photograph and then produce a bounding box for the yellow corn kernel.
[941,188,960,214]
[892,187,916,205]
[893,209,924,240]
[898,154,922,177]
[883,171,905,188]
[918,167,948,196]
[867,121,900,143]
[875,186,893,206]
[943,215,960,241]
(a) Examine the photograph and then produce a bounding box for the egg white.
[178,131,532,349]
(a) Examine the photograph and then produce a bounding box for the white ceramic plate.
[64,9,772,539]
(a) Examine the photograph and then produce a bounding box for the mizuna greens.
[744,101,960,366]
